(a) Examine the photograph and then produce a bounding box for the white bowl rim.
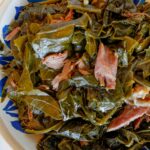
[0,117,23,150]
[0,1,24,149]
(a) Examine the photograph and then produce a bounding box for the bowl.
[0,0,148,150]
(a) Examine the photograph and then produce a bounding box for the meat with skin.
[126,84,150,106]
[76,59,90,75]
[145,116,150,122]
[129,85,149,100]
[65,9,74,21]
[134,111,150,130]
[51,60,75,90]
[107,105,149,132]
[78,69,90,75]
[94,43,118,89]
[5,27,20,41]
[134,116,145,130]
[51,54,91,90]
[51,10,74,24]
[146,109,150,116]
[42,51,68,70]
[135,97,150,107]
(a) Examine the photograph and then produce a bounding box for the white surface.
[0,134,12,150]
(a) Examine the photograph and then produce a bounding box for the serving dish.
[0,0,149,150]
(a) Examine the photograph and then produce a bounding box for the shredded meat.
[131,85,149,99]
[51,60,75,90]
[145,116,150,122]
[134,109,150,130]
[135,97,150,107]
[94,43,118,89]
[51,53,92,90]
[37,85,50,90]
[42,51,68,70]
[51,10,74,24]
[80,141,89,147]
[65,9,74,21]
[107,105,149,132]
[5,27,20,41]
[76,59,90,75]
[134,116,145,130]
[126,84,150,106]
[146,108,150,116]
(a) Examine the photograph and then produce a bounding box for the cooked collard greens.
[1,0,150,149]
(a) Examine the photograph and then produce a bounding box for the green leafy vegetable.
[1,0,150,149]
[10,91,62,120]
[17,65,33,91]
[0,40,4,51]
[32,24,74,58]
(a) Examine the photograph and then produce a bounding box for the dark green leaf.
[26,121,64,134]
[18,65,33,91]
[136,36,150,53]
[40,66,58,81]
[117,129,141,147]
[14,35,28,59]
[85,33,97,58]
[32,24,74,58]
[123,36,138,55]
[10,90,62,120]
[55,119,103,141]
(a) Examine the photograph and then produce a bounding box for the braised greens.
[1,0,150,149]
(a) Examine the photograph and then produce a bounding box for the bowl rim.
[0,117,23,150]
[0,1,24,149]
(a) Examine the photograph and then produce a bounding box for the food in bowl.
[1,0,150,149]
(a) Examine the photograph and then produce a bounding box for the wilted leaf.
[18,65,33,91]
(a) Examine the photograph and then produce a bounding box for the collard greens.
[1,0,150,150]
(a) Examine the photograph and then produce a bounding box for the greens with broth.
[1,0,150,149]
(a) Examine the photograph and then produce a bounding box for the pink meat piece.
[145,116,150,122]
[135,97,150,107]
[94,43,118,89]
[76,59,90,75]
[42,51,68,70]
[5,27,20,41]
[107,105,149,132]
[134,108,150,130]
[134,116,145,130]
[51,60,75,90]
[146,109,150,116]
